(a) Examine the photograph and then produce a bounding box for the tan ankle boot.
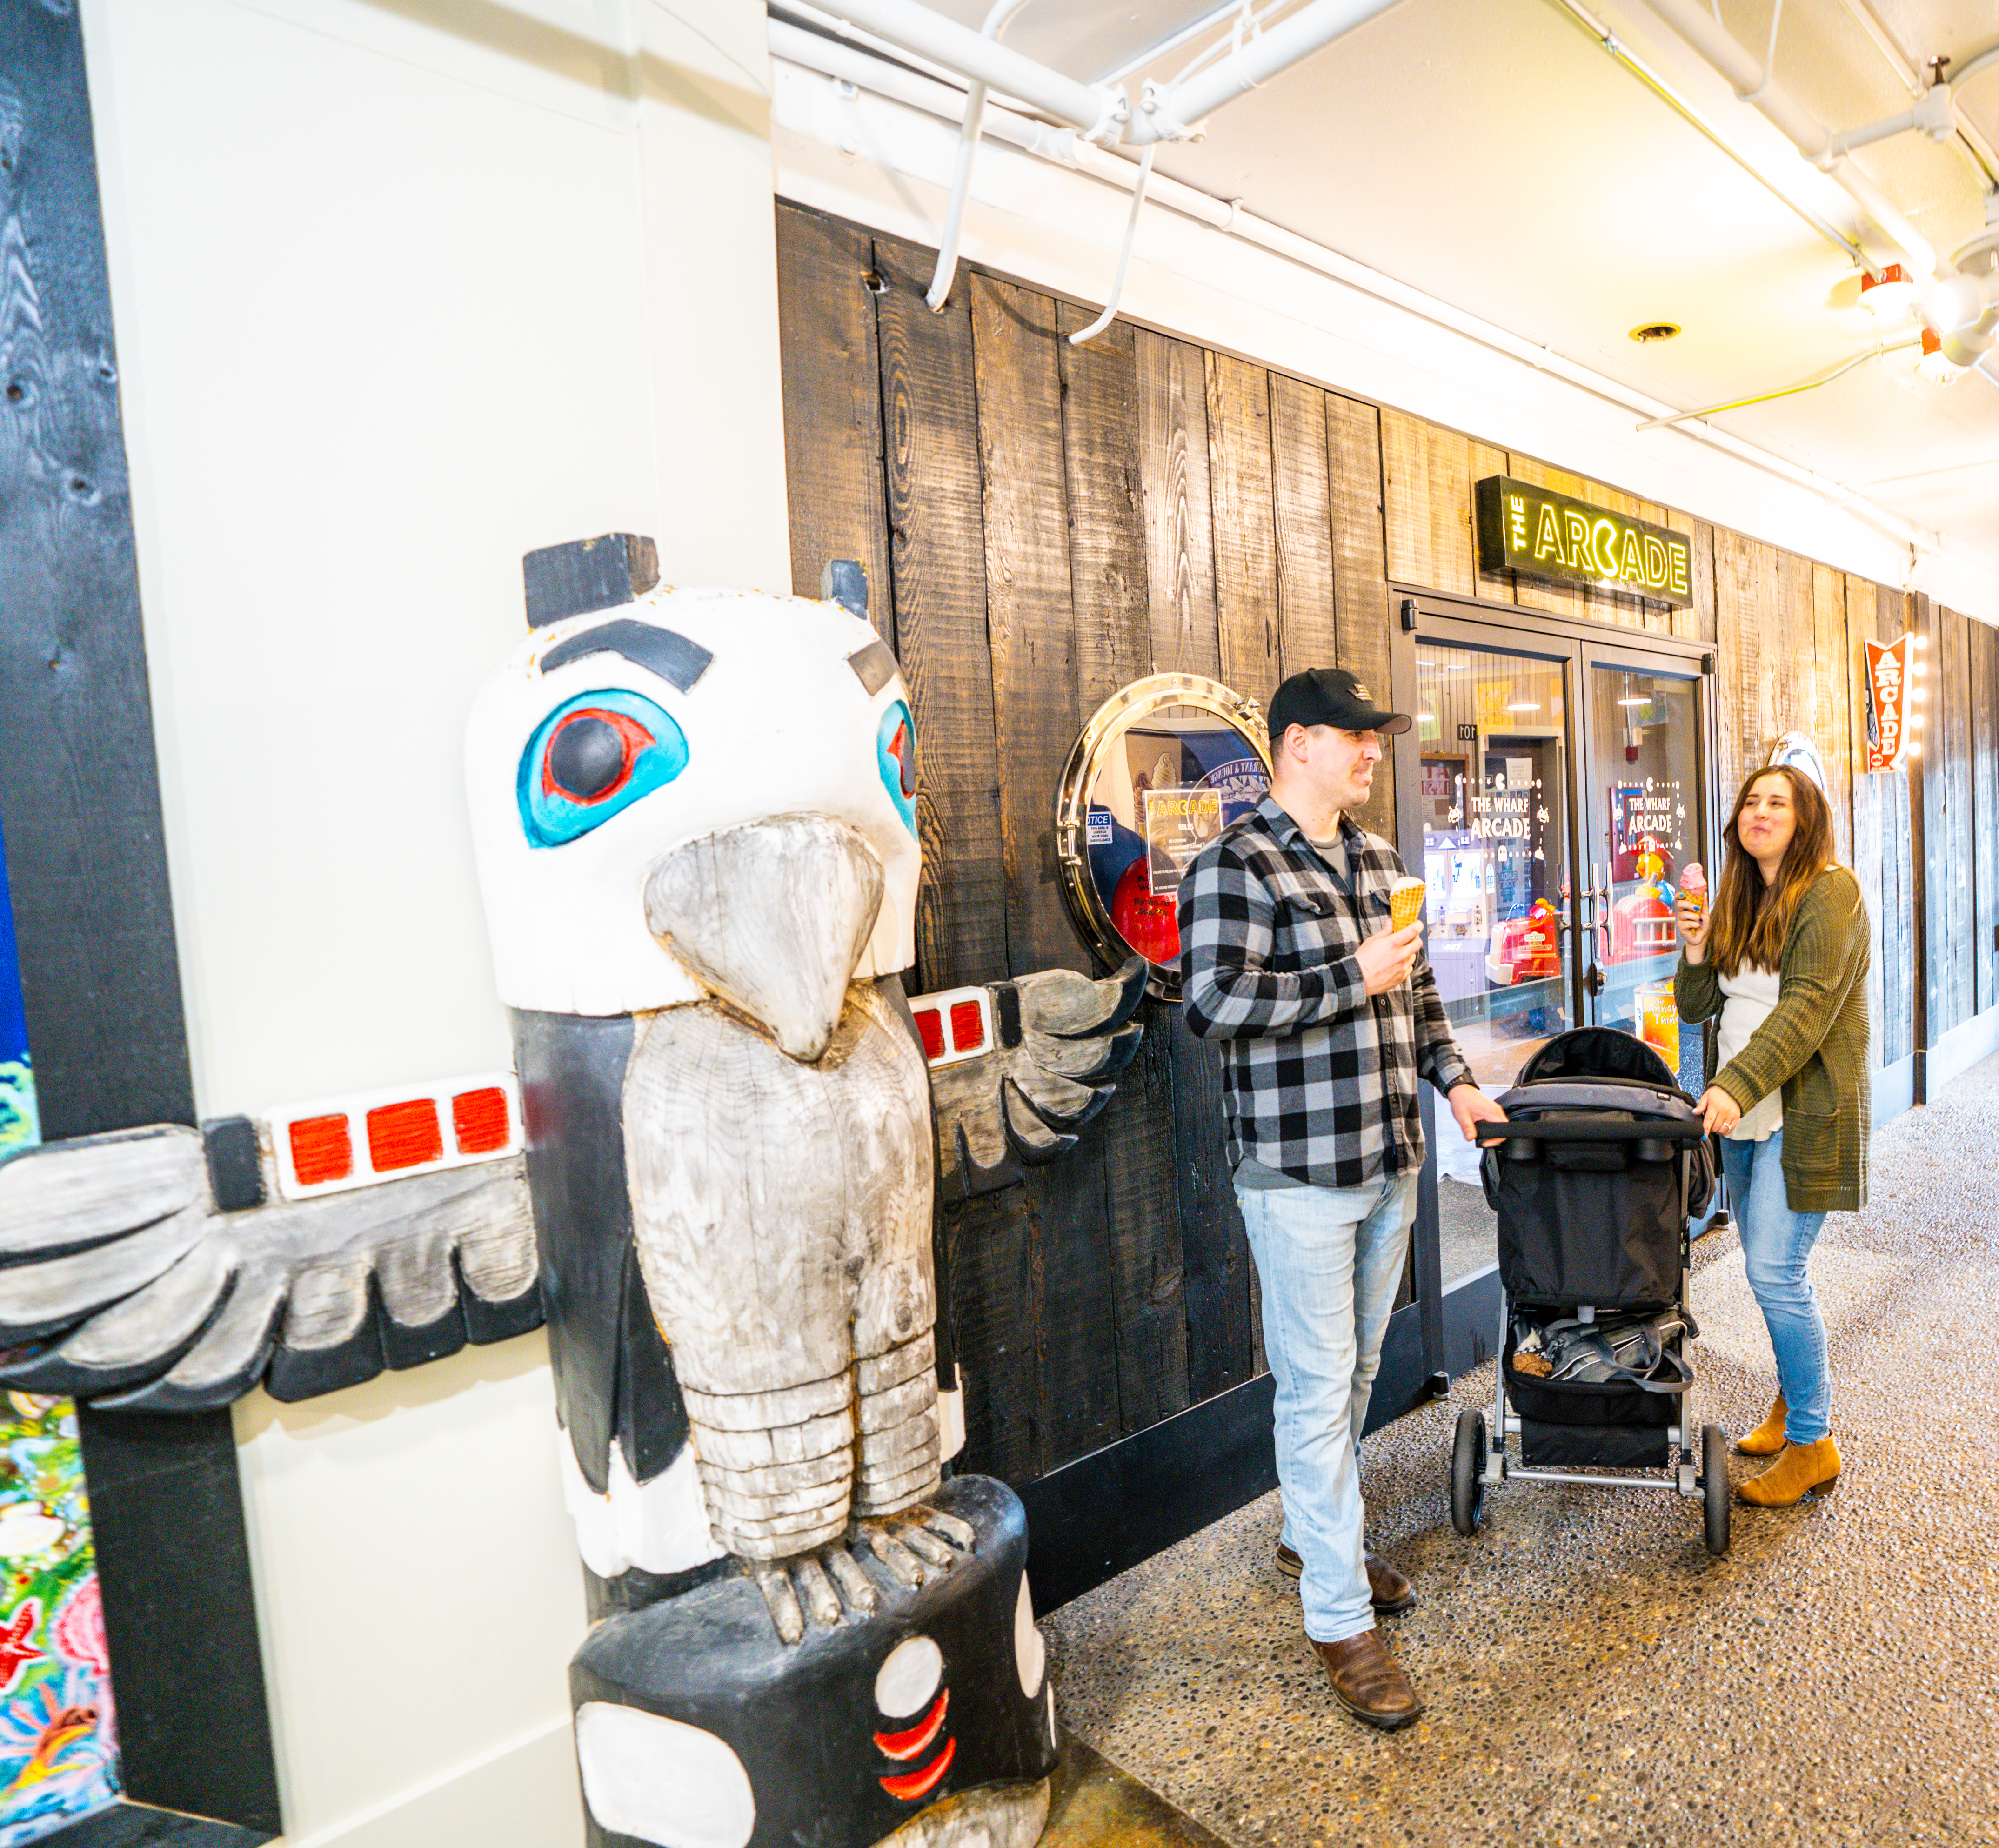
[1737,1436,1841,1507]
[1736,1396,1788,1456]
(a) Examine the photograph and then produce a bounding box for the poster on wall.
[1142,788,1223,897]
[0,825,120,1843]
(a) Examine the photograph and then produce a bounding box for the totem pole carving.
[0,551,1144,1848]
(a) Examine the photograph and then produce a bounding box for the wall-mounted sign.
[1475,476,1694,609]
[1862,635,1915,771]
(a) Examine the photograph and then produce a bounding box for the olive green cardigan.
[1673,866,1872,1213]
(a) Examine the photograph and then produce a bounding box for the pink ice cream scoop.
[1678,862,1706,914]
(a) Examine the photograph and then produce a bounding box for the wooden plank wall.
[775,202,1997,1483]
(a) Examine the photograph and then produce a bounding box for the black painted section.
[0,4,280,1830]
[523,532,659,627]
[822,556,870,624]
[574,1476,1055,1848]
[201,1117,263,1211]
[80,1408,281,1832]
[1440,1267,1504,1377]
[538,616,712,693]
[37,1800,272,1848]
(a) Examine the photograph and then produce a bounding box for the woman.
[1674,764,1871,1508]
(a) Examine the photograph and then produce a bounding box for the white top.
[1716,964,1784,1142]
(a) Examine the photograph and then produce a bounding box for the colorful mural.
[0,826,119,1841]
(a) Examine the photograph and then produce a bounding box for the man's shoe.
[1274,1545,1416,1615]
[1311,1630,1424,1731]
[1737,1436,1841,1507]
[1735,1396,1788,1456]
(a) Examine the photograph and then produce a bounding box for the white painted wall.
[78,0,790,1841]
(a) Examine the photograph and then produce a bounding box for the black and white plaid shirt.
[1178,796,1475,1189]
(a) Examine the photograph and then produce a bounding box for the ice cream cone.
[1390,876,1427,932]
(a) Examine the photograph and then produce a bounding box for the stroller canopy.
[1515,1026,1679,1091]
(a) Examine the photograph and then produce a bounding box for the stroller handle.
[1477,1081,1707,1146]
[1475,1116,1710,1147]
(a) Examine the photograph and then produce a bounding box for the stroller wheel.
[1702,1422,1731,1556]
[1451,1408,1487,1536]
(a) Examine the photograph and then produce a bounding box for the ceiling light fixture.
[1860,262,1919,320]
[1504,701,1543,713]
[1629,322,1682,342]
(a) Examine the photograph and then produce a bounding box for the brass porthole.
[1054,673,1273,1001]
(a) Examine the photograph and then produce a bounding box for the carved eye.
[877,701,918,835]
[519,691,688,847]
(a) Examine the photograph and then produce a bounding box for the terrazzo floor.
[1043,1048,1999,1847]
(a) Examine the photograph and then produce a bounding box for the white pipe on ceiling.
[766,21,1940,558]
[1634,0,1940,277]
[1127,0,1412,142]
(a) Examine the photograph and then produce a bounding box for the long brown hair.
[1706,764,1836,977]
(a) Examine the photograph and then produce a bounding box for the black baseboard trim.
[37,1800,274,1848]
[1022,1374,1277,1614]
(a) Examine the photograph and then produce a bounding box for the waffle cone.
[1389,878,1426,931]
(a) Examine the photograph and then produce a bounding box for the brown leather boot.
[1735,1396,1788,1456]
[1274,1546,1416,1614]
[1737,1436,1841,1507]
[1312,1629,1424,1731]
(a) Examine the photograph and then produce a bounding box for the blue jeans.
[1235,1172,1418,1645]
[1720,1128,1831,1444]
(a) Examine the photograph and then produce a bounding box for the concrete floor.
[1043,1048,1999,1847]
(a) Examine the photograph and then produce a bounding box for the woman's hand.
[1697,1085,1741,1136]
[1675,894,1708,964]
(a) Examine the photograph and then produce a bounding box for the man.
[1178,665,1505,1731]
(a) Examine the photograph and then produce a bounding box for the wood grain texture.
[1380,411,1496,597]
[1937,607,1975,1037]
[1812,563,1852,865]
[1877,587,1915,1066]
[1267,373,1337,678]
[1500,455,1586,622]
[1055,305,1190,1436]
[1056,305,1151,703]
[1326,392,1396,840]
[1972,616,1999,1018]
[1205,350,1281,702]
[1845,576,1886,1070]
[946,1185,1040,1482]
[969,277,1119,1471]
[871,235,1005,994]
[1676,517,1720,646]
[773,207,891,637]
[1134,329,1221,677]
[1168,1006,1254,1402]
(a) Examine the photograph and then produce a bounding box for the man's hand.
[1356,921,1423,996]
[1675,894,1708,965]
[1697,1085,1741,1136]
[1448,1083,1510,1144]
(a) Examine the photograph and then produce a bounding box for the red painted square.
[949,999,985,1053]
[452,1087,511,1155]
[913,1008,944,1062]
[366,1098,443,1172]
[289,1114,353,1187]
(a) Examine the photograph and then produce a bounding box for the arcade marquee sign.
[1475,476,1695,609]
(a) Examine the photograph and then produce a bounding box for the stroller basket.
[1480,1030,1716,1312]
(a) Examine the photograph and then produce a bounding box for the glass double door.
[1393,608,1716,1376]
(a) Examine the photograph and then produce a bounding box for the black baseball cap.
[1267,666,1411,740]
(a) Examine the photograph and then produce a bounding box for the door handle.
[1584,964,1606,998]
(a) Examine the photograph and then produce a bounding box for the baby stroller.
[1449,1027,1729,1555]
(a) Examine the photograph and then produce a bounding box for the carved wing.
[0,1125,538,1410]
[914,957,1147,1198]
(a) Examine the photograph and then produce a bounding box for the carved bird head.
[466,588,921,1057]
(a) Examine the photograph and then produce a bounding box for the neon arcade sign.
[1475,476,1694,608]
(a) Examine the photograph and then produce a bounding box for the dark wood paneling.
[1133,329,1221,678]
[970,279,1118,1472]
[1169,1005,1255,1403]
[1056,305,1190,1433]
[773,207,891,637]
[1267,373,1337,678]
[1812,563,1852,864]
[946,1187,1041,1483]
[1845,575,1887,1071]
[1937,608,1975,1037]
[1972,616,1999,1018]
[1672,516,1720,647]
[1879,587,1915,1067]
[1326,392,1396,840]
[869,235,1004,993]
[1205,351,1281,702]
[0,5,280,1831]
